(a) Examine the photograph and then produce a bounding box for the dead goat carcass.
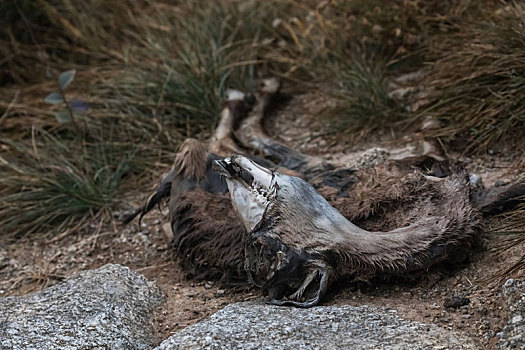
[124,140,481,306]
[124,79,524,307]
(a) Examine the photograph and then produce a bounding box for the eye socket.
[239,168,254,185]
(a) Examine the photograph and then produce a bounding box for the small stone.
[494,180,508,187]
[420,116,442,131]
[511,315,522,324]
[162,223,174,243]
[503,278,515,287]
[469,174,483,189]
[443,297,470,309]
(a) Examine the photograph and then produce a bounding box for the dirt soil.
[1,90,524,349]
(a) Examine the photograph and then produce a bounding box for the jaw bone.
[215,155,334,306]
[213,155,276,232]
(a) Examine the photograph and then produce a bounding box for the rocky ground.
[1,89,524,349]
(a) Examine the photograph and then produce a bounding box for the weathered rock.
[499,279,525,349]
[0,264,165,350]
[444,296,470,309]
[156,301,478,350]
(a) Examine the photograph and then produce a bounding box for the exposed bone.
[233,78,443,177]
[234,78,327,176]
[269,269,329,308]
[209,90,254,156]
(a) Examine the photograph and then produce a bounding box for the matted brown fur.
[315,160,442,231]
[167,139,248,284]
[169,189,246,282]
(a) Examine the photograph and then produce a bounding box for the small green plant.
[44,70,88,124]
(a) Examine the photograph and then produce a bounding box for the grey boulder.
[156,301,478,350]
[499,279,525,349]
[0,264,165,350]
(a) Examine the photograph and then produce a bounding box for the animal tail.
[122,169,174,225]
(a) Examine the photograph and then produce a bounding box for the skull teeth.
[250,181,273,200]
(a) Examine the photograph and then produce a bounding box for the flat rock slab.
[0,264,165,350]
[156,301,478,350]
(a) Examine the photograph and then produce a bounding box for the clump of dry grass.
[311,0,486,140]
[0,128,135,237]
[327,46,406,137]
[423,4,525,153]
[487,203,525,282]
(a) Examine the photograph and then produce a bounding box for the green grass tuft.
[0,0,303,237]
[0,129,134,237]
[326,46,406,137]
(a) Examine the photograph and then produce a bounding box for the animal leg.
[269,269,329,308]
[122,168,174,224]
[234,78,326,176]
[288,269,318,300]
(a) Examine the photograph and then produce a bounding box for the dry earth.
[1,89,524,349]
